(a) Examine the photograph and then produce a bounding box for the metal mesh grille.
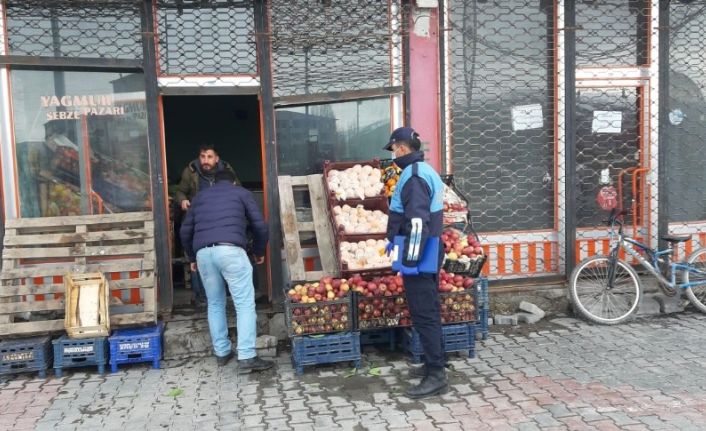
[665,2,706,254]
[268,0,408,98]
[156,1,257,75]
[446,1,556,233]
[4,0,143,59]
[575,0,649,66]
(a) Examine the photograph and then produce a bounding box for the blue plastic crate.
[402,323,476,364]
[475,277,489,309]
[109,323,163,373]
[360,328,397,351]
[0,336,52,378]
[52,336,108,377]
[292,332,361,375]
[477,307,489,340]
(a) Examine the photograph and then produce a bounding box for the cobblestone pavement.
[2,312,706,430]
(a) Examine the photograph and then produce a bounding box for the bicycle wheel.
[683,248,706,313]
[569,256,642,325]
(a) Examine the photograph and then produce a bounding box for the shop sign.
[40,94,126,120]
[511,104,543,131]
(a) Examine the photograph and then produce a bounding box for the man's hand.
[190,262,197,272]
[181,200,191,211]
[255,256,265,264]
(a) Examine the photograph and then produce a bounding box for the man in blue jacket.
[180,170,272,373]
[385,127,447,398]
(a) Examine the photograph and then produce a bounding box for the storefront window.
[275,98,391,176]
[10,70,151,217]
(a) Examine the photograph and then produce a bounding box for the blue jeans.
[196,245,256,360]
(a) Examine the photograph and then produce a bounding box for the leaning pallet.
[278,174,338,282]
[0,212,157,337]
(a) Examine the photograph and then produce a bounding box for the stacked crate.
[0,336,52,378]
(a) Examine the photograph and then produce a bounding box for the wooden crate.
[0,212,157,337]
[278,175,338,282]
[65,272,110,339]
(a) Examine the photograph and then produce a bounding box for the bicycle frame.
[609,222,706,290]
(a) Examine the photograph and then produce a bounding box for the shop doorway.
[161,95,265,306]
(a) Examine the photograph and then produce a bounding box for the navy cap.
[384,127,421,151]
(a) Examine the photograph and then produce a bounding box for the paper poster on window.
[511,104,543,131]
[592,111,622,134]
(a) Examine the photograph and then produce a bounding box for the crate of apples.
[286,277,353,336]
[350,274,412,329]
[438,269,476,324]
[441,228,487,276]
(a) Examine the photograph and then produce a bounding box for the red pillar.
[409,6,441,171]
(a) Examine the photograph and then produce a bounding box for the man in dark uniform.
[385,127,447,399]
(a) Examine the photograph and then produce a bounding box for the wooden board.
[278,174,339,284]
[0,212,157,336]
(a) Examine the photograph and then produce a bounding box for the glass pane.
[11,70,151,217]
[156,3,257,75]
[5,1,142,59]
[275,98,390,176]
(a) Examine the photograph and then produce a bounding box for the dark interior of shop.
[162,95,267,304]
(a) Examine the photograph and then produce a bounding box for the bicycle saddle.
[661,235,691,243]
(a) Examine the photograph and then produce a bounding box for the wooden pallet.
[0,212,157,337]
[278,174,338,282]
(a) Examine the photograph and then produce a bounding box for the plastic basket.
[285,294,353,337]
[442,255,488,278]
[0,336,52,378]
[439,289,477,325]
[338,238,394,279]
[108,323,163,372]
[476,277,489,309]
[291,332,362,375]
[52,336,108,377]
[402,323,476,364]
[477,308,489,341]
[359,328,397,351]
[354,292,412,330]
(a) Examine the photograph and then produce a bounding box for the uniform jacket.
[386,151,444,267]
[179,181,268,262]
[174,159,239,204]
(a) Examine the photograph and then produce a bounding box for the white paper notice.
[592,111,622,134]
[511,104,543,131]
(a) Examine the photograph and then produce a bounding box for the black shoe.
[216,351,234,366]
[404,367,448,399]
[408,365,427,379]
[238,356,274,374]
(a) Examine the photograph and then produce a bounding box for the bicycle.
[569,208,706,325]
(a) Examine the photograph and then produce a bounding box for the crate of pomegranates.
[438,270,477,324]
[349,274,412,330]
[285,277,353,337]
[441,227,487,277]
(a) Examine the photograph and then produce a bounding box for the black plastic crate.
[53,336,108,377]
[285,295,353,337]
[442,254,488,278]
[439,289,477,325]
[354,292,412,330]
[0,336,52,378]
[291,331,361,375]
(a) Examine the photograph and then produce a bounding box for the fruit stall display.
[438,269,477,324]
[350,274,412,330]
[330,197,389,238]
[338,239,394,275]
[441,174,470,225]
[441,227,487,276]
[285,277,352,336]
[324,160,385,201]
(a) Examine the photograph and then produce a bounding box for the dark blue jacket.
[386,151,444,267]
[180,181,269,261]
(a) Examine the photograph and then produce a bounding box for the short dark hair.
[198,143,218,155]
[215,170,236,183]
